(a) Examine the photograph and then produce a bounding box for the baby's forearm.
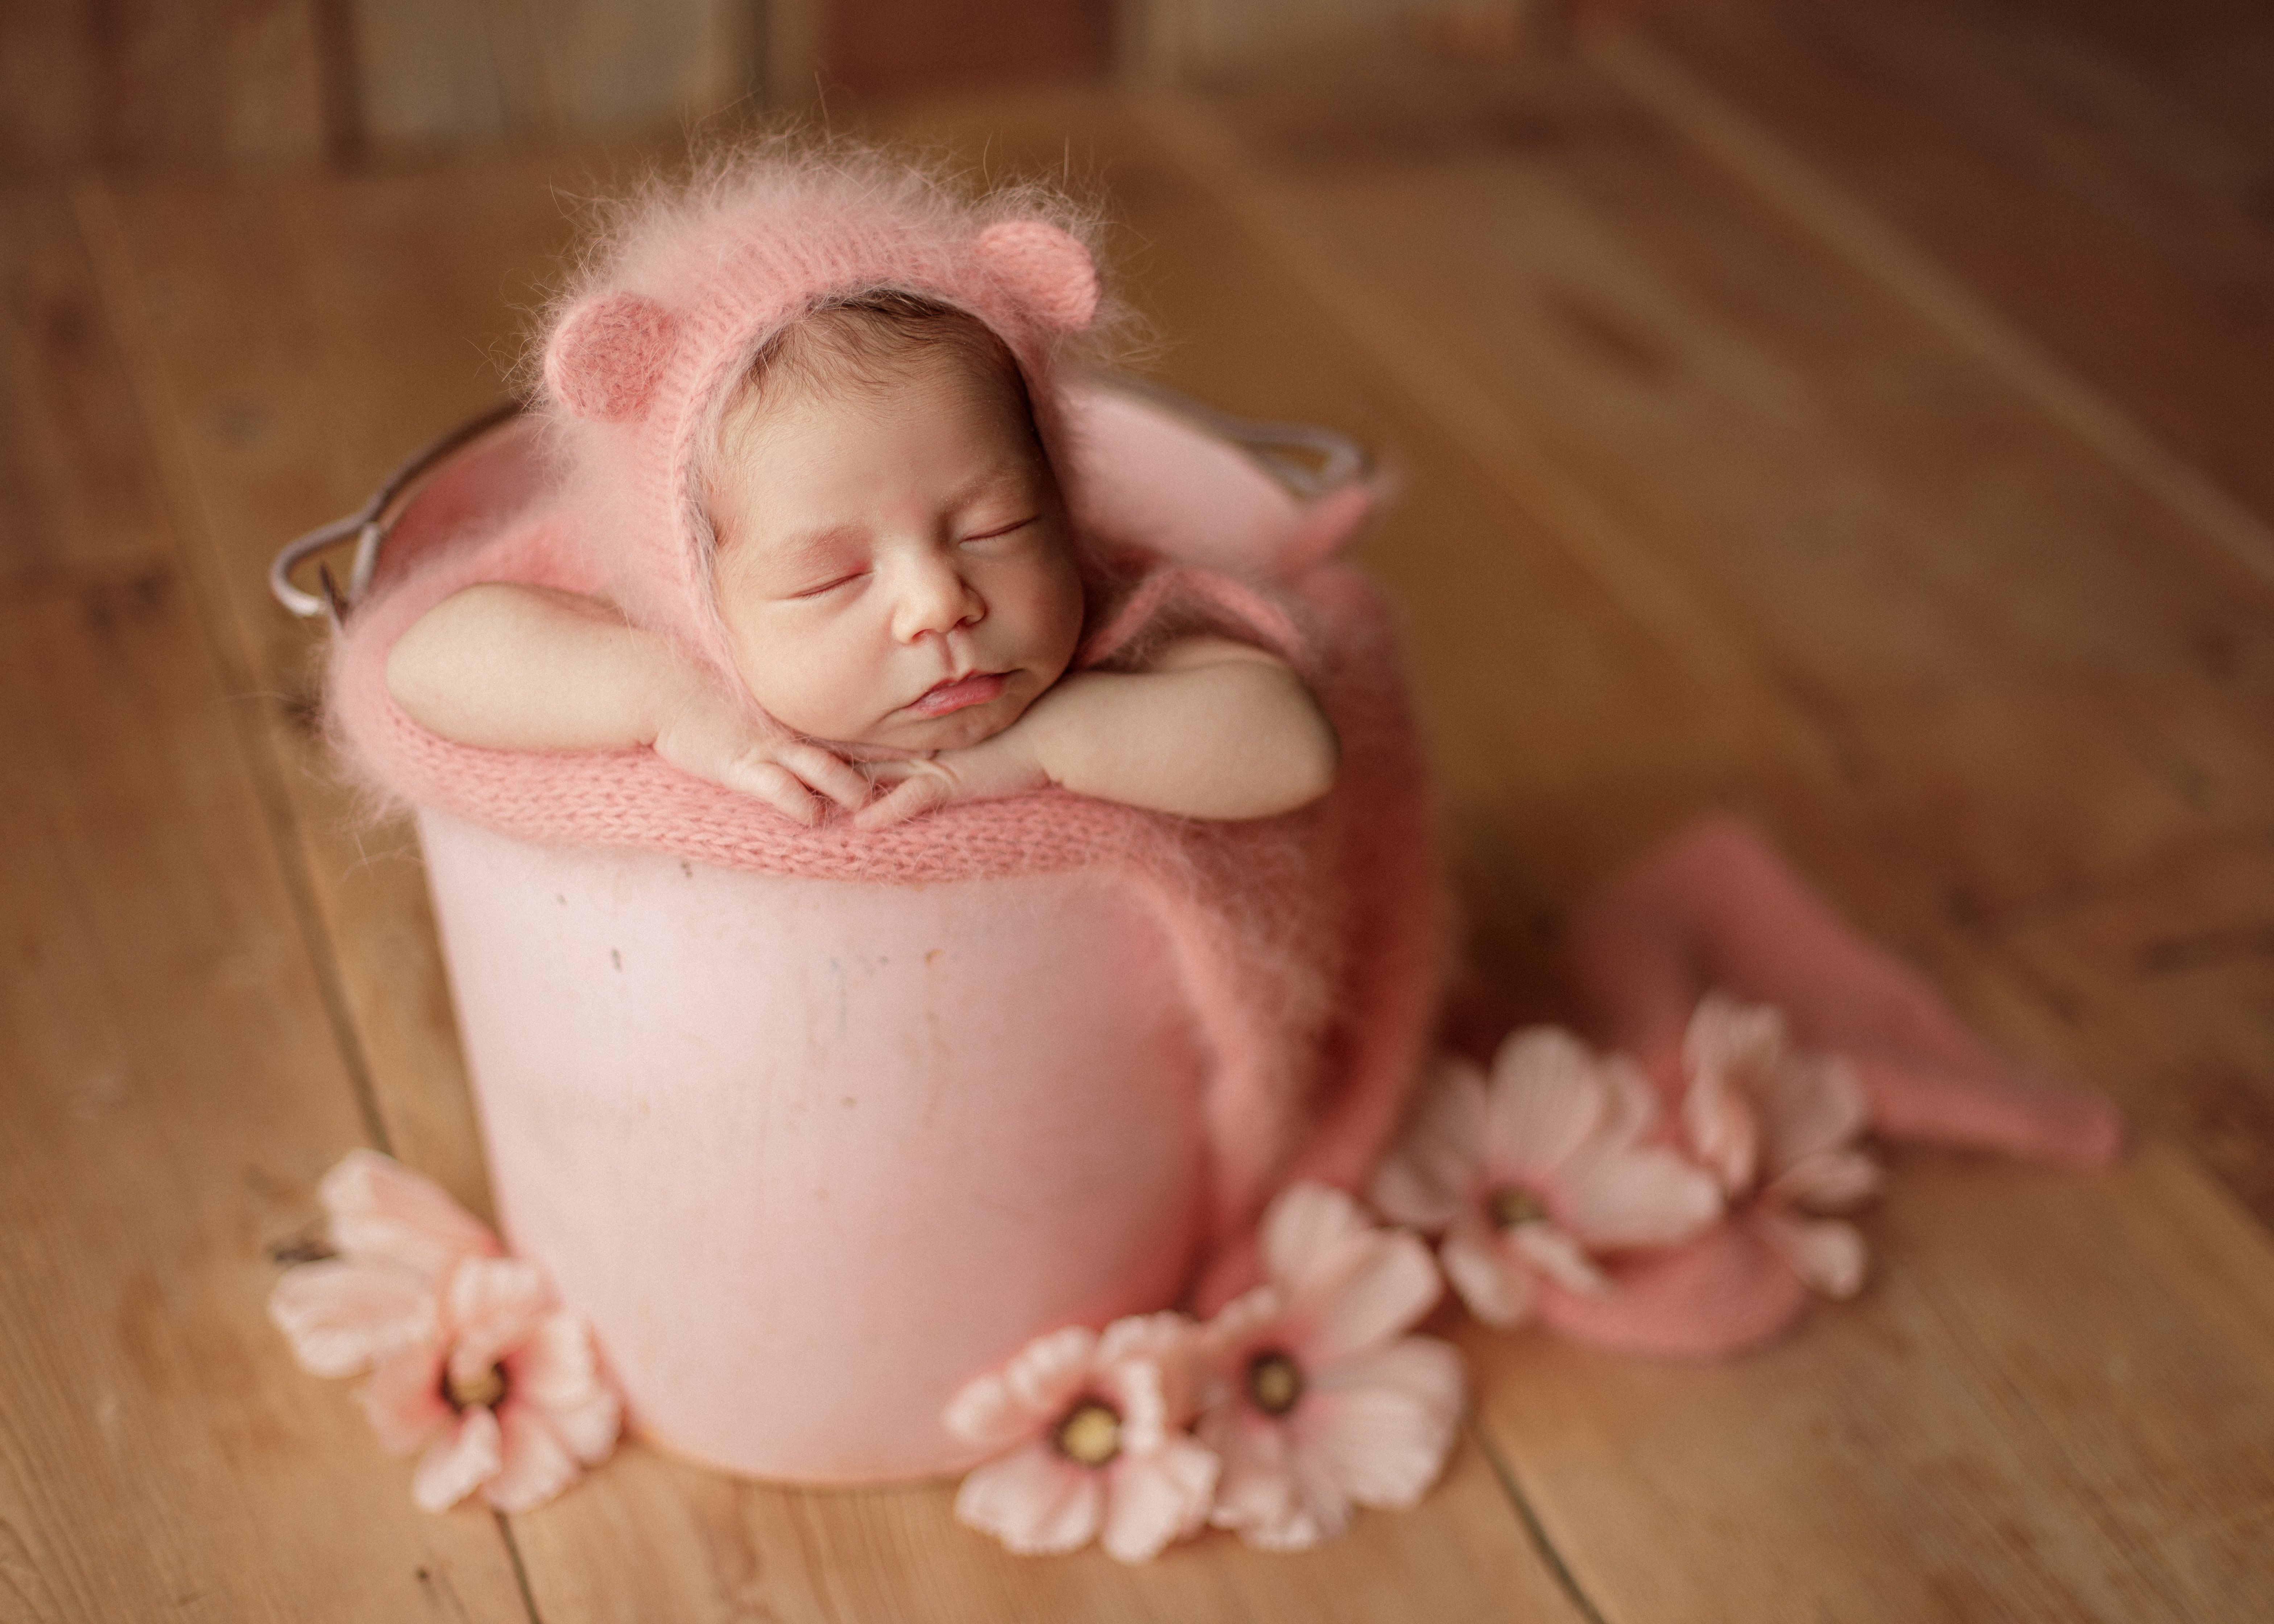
[385,584,689,750]
[1017,648,1339,820]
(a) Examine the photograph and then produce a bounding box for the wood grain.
[78,153,599,1218]
[0,0,327,175]
[0,500,528,1618]
[510,1430,1586,1623]
[352,0,760,152]
[1470,1146,2274,1621]
[0,190,176,585]
[1635,0,2274,538]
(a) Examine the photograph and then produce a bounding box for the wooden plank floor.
[8,3,2274,1617]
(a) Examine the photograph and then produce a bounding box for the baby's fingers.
[854,773,952,830]
[722,759,824,826]
[776,741,871,810]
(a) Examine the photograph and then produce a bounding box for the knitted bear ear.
[975,220,1099,333]
[544,292,680,422]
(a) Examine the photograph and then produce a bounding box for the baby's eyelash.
[791,570,865,598]
[963,516,1038,544]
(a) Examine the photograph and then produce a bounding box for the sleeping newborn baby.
[385,289,1341,828]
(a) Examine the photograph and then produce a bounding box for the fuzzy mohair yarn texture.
[326,144,1447,1290]
[532,144,1109,724]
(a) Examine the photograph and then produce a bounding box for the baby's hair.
[760,292,1030,407]
[712,293,1043,499]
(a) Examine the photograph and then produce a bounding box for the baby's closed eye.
[789,566,869,598]
[959,515,1039,548]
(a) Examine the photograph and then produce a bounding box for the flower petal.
[443,1256,554,1383]
[1758,1054,1871,1178]
[1005,1325,1101,1424]
[363,1343,449,1456]
[321,1149,499,1277]
[1100,1437,1219,1563]
[1303,1336,1466,1509]
[1368,1058,1488,1230]
[1770,1148,1882,1214]
[1439,1215,1534,1328]
[1105,1357,1169,1456]
[544,1387,623,1466]
[1204,1402,1349,1551]
[1259,1183,1377,1298]
[1512,1224,1608,1294]
[484,1402,583,1513]
[1285,1224,1442,1366]
[1263,1443,1356,1551]
[1195,1283,1285,1413]
[945,1325,1100,1447]
[267,1258,436,1378]
[1097,1312,1202,1428]
[1096,1311,1194,1370]
[1486,1029,1607,1181]
[412,1405,504,1513]
[1553,1143,1725,1249]
[943,1370,1033,1449]
[505,1311,599,1408]
[955,1441,1104,1555]
[507,1314,620,1464]
[1756,1210,1867,1299]
[1202,1404,1297,1537]
[1682,995,1774,1190]
[1593,1054,1662,1148]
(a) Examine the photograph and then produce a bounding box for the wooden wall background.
[0,0,1561,174]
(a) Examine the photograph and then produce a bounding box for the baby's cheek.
[1012,551,1086,676]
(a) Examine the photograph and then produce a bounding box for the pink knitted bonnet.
[536,145,1106,721]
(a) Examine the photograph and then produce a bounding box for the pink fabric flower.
[1682,993,1882,1297]
[1370,1033,1723,1326]
[944,1314,1219,1563]
[1196,1183,1464,1550]
[268,1149,620,1513]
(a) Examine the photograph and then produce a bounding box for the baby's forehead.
[728,296,1030,423]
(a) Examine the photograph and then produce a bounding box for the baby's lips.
[906,671,1008,718]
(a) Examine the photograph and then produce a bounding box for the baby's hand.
[855,726,1050,829]
[651,692,871,827]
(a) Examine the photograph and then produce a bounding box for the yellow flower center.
[445,1363,507,1412]
[1489,1185,1547,1230]
[1247,1350,1305,1417]
[1055,1400,1122,1467]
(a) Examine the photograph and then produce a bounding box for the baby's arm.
[385,583,869,824]
[858,635,1339,827]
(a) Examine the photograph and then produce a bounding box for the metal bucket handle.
[266,399,525,625]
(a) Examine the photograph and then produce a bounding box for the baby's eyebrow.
[942,460,1045,511]
[767,524,867,564]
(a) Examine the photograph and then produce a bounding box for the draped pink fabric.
[1534,815,2124,1355]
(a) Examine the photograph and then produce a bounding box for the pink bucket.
[275,383,1378,1482]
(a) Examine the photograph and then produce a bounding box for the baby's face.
[710,347,1084,755]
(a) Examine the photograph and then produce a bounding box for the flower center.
[1054,1400,1122,1467]
[1489,1185,1548,1230]
[444,1363,507,1412]
[1246,1350,1305,1417]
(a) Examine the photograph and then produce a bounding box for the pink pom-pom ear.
[545,292,680,422]
[974,220,1100,332]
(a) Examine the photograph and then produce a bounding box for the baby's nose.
[891,555,984,642]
